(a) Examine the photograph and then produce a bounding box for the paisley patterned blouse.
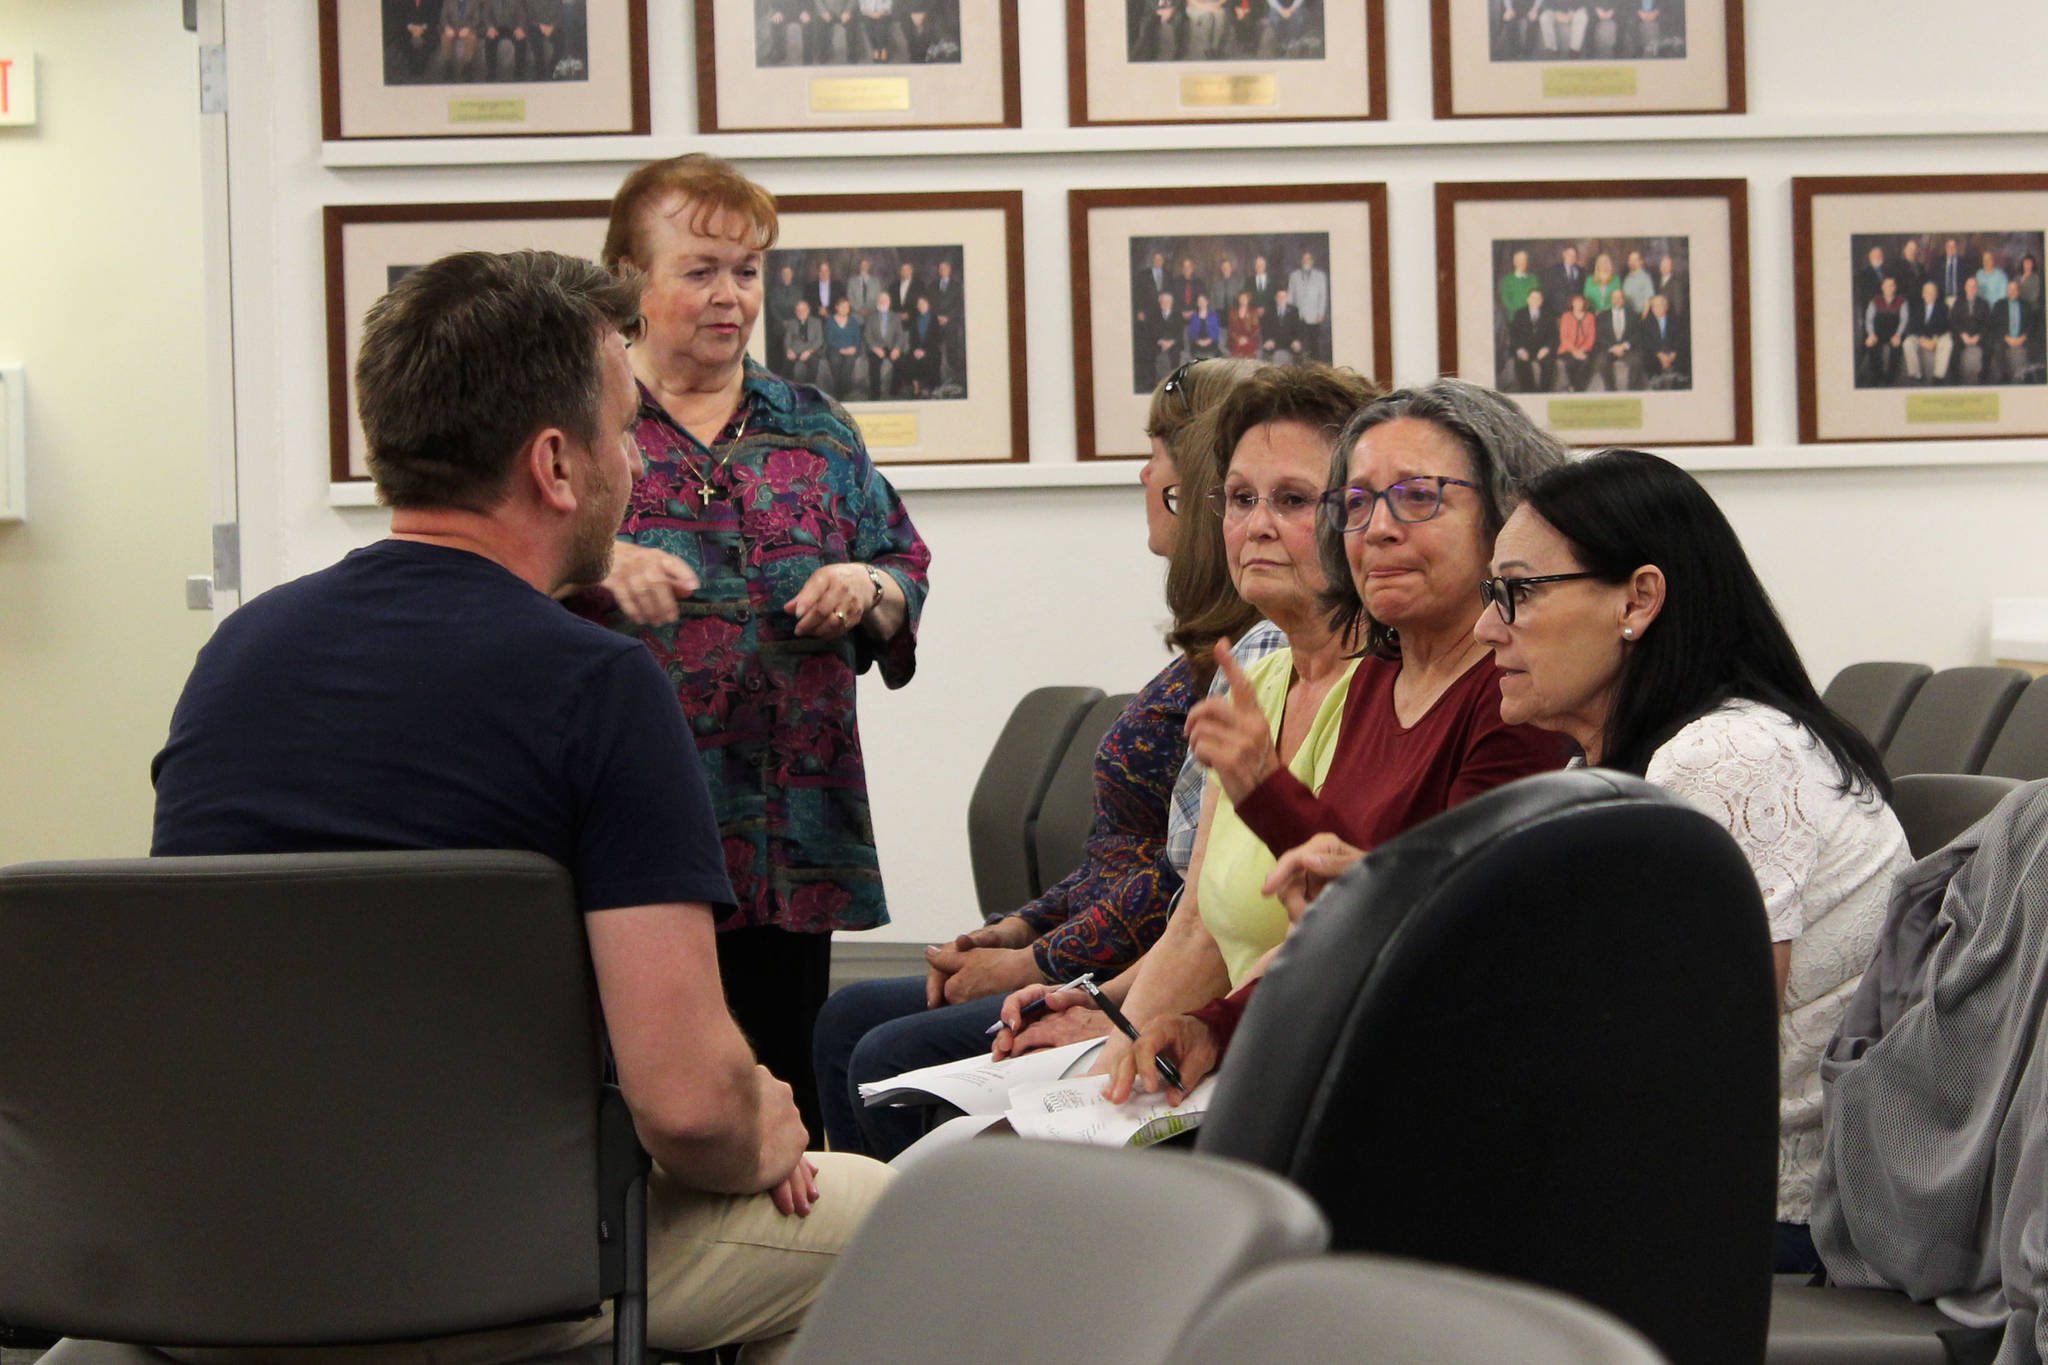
[1014,656,1194,981]
[572,360,930,934]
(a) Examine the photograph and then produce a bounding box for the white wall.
[217,1,2048,943]
[0,2,213,864]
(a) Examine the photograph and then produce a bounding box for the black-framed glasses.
[1478,572,1601,625]
[1160,361,1198,416]
[1318,476,1477,534]
[1205,484,1320,522]
[1161,483,1181,515]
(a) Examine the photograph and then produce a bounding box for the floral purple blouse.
[1015,656,1193,980]
[571,359,930,934]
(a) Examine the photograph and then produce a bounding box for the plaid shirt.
[1163,619,1287,876]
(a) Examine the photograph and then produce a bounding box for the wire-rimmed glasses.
[1205,484,1320,522]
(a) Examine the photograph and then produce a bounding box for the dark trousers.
[717,925,833,1149]
[1775,1220,1821,1275]
[812,975,1005,1160]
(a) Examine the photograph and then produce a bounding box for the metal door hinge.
[198,43,226,114]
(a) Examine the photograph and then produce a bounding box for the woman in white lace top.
[1471,448,1909,1275]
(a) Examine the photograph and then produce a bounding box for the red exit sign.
[0,54,38,126]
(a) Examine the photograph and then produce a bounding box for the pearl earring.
[1622,627,1634,639]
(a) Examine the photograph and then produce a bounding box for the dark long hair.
[1521,449,1889,798]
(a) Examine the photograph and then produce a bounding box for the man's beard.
[565,461,626,588]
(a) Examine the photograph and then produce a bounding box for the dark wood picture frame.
[1435,178,1753,447]
[324,200,609,483]
[1071,182,1392,461]
[756,189,1030,466]
[1429,0,1745,120]
[319,0,650,140]
[1793,173,2048,446]
[695,0,1021,134]
[1066,0,1386,128]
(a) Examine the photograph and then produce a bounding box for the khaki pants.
[167,1152,892,1365]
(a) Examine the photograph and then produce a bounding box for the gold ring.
[834,610,848,623]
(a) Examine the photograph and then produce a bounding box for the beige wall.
[0,2,212,862]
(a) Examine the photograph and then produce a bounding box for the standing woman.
[577,154,931,1138]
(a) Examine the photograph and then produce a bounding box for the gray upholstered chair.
[1765,1279,1952,1364]
[1173,1255,1670,1365]
[1820,662,1932,754]
[1199,769,1780,1365]
[966,686,1104,917]
[1980,673,2048,780]
[1031,692,1136,893]
[1887,772,2025,859]
[1882,666,2030,777]
[781,1141,1327,1365]
[0,851,648,1365]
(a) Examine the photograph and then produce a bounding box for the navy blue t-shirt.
[152,540,735,915]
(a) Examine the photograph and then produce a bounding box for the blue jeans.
[812,975,1007,1160]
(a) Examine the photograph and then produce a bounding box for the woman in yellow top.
[992,364,1376,1060]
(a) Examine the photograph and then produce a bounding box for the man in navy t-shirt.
[151,249,890,1363]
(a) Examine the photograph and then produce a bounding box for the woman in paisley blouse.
[573,154,931,1139]
[809,358,1263,1160]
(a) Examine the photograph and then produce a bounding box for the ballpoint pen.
[1071,975,1185,1093]
[983,971,1097,1035]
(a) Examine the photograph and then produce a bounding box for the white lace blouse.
[1645,698,1910,1224]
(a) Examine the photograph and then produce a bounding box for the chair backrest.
[0,851,633,1349]
[1888,772,2026,859]
[1980,674,2048,780]
[966,686,1104,917]
[1883,666,2030,777]
[1173,1255,1670,1365]
[1821,661,1932,754]
[1031,692,1136,894]
[783,1142,1327,1365]
[1198,769,1778,1365]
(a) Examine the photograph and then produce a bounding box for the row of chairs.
[0,839,1673,1364]
[973,669,2045,906]
[965,685,1132,917]
[784,1141,1666,1365]
[1822,661,2041,778]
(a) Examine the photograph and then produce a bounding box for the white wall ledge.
[319,112,2042,170]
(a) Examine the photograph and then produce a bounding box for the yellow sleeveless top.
[1197,647,1359,986]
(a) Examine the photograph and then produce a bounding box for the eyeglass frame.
[1161,483,1181,515]
[1317,475,1479,535]
[1204,483,1321,522]
[1159,361,1199,417]
[1478,572,1602,626]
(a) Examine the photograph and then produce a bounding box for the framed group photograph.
[1070,183,1391,460]
[1431,0,1744,119]
[1793,175,2048,445]
[1436,179,1751,447]
[754,191,1028,465]
[320,1,649,139]
[324,201,609,482]
[695,0,1020,133]
[1068,0,1385,127]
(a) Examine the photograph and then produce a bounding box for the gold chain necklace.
[692,403,751,503]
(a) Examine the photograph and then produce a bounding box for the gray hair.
[1319,378,1570,655]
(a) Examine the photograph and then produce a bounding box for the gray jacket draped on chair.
[1813,779,2048,1365]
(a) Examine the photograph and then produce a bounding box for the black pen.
[1073,976,1185,1094]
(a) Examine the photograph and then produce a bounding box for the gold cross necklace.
[693,403,751,503]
